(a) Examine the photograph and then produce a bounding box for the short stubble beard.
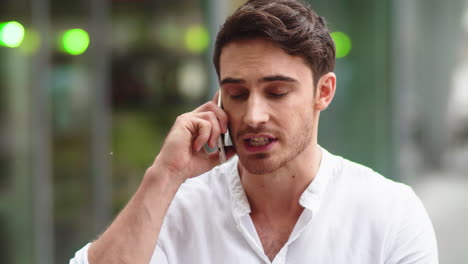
[236,113,315,175]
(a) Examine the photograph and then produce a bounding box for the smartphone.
[217,89,233,163]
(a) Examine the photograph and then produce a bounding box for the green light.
[0,21,25,48]
[331,32,352,58]
[61,28,90,55]
[184,25,209,54]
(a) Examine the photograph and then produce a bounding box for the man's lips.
[241,134,278,151]
[242,133,276,140]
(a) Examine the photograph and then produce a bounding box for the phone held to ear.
[217,89,233,164]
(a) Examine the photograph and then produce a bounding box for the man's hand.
[149,94,235,183]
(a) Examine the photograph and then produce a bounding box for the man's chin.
[238,155,281,175]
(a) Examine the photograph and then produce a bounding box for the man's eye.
[230,93,248,99]
[269,92,288,98]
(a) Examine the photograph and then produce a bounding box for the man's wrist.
[143,162,185,193]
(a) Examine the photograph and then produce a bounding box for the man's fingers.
[192,101,228,134]
[192,118,212,151]
[193,112,222,148]
[157,99,231,180]
[183,110,225,153]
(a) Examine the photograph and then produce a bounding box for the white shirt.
[71,148,438,264]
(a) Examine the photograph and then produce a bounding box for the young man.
[71,0,438,263]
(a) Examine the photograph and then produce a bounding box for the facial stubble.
[236,112,315,175]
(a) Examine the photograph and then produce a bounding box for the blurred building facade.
[0,0,467,263]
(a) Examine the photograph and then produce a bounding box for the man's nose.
[243,95,269,128]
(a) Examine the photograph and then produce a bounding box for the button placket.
[271,246,288,264]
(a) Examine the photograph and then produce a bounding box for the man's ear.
[314,72,336,111]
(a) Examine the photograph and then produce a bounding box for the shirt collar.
[228,146,334,221]
[298,147,333,214]
[228,157,252,221]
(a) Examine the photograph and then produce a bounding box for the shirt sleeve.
[69,242,168,264]
[384,186,438,264]
[69,243,91,264]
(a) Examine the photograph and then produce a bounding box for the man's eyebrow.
[220,75,297,85]
[220,77,245,85]
[260,75,298,83]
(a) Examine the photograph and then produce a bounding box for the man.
[71,0,438,263]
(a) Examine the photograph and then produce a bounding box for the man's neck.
[239,144,322,217]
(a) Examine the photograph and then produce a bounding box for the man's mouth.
[246,137,273,147]
[239,133,278,153]
[243,135,278,148]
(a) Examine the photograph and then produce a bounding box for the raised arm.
[82,98,233,264]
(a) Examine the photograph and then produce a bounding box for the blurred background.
[0,0,467,263]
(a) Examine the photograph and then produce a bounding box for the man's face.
[220,38,317,175]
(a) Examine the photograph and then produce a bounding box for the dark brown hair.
[213,0,335,86]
